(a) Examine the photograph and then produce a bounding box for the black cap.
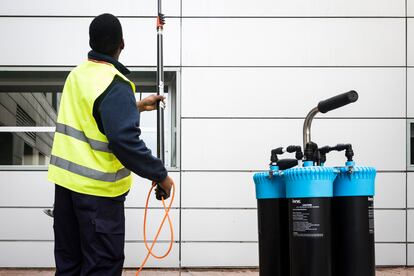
[89,13,123,56]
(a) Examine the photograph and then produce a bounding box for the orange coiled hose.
[136,181,175,275]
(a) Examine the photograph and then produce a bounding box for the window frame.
[0,66,181,172]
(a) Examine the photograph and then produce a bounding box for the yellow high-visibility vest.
[48,59,136,197]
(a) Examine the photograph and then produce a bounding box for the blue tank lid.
[284,166,336,198]
[334,165,376,197]
[253,171,286,199]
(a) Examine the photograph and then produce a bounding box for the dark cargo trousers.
[53,184,127,276]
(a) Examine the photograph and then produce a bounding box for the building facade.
[0,0,413,268]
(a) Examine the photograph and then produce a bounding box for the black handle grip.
[155,184,168,200]
[276,158,298,170]
[317,90,358,114]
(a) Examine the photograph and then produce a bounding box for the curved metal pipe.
[303,107,319,149]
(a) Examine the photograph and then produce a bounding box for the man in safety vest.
[48,13,173,275]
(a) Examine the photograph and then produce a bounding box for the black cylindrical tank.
[253,165,289,276]
[332,161,376,276]
[284,162,336,276]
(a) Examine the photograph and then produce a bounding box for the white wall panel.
[175,210,408,244]
[0,171,178,207]
[181,172,256,208]
[124,243,179,268]
[375,243,407,266]
[5,242,402,268]
[126,209,179,241]
[0,241,179,268]
[311,119,405,170]
[409,173,414,208]
[182,119,301,171]
[181,210,257,241]
[0,242,54,267]
[0,18,180,66]
[0,208,179,241]
[182,119,405,171]
[126,172,180,208]
[183,0,404,17]
[0,0,180,16]
[182,18,405,66]
[122,18,180,67]
[410,0,414,17]
[182,68,405,118]
[0,171,53,206]
[375,210,406,242]
[409,244,414,266]
[0,208,53,240]
[181,243,259,267]
[408,69,414,118]
[408,19,414,67]
[181,172,405,209]
[375,173,406,209]
[408,210,414,242]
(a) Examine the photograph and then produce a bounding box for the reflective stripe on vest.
[50,155,130,182]
[55,123,111,153]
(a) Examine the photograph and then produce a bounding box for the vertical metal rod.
[156,0,165,163]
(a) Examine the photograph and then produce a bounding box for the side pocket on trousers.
[94,218,125,235]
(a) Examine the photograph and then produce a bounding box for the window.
[0,69,179,170]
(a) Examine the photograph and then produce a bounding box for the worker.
[47,13,174,276]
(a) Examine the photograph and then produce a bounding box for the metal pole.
[156,0,165,163]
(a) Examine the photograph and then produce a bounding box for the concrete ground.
[0,268,414,275]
